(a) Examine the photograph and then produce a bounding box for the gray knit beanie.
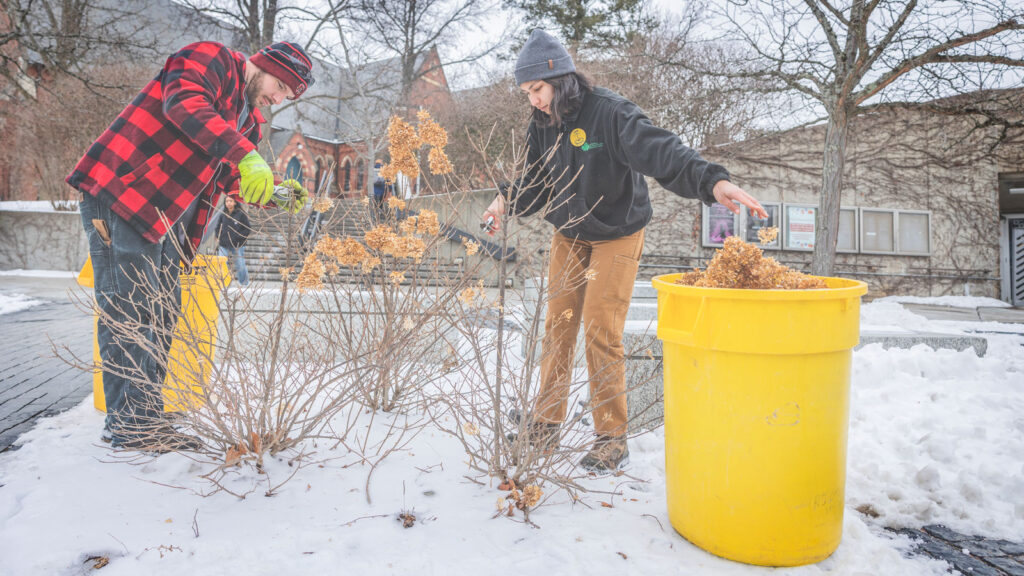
[514,29,575,85]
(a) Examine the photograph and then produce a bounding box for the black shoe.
[505,409,560,452]
[580,435,629,473]
[111,424,203,453]
[100,427,113,443]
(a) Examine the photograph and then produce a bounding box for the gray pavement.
[0,275,92,452]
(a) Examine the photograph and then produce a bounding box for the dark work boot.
[580,435,629,473]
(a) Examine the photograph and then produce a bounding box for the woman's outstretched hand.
[712,180,767,219]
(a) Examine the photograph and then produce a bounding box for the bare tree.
[351,0,508,104]
[679,0,1024,275]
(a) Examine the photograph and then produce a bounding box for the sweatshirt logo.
[570,128,604,152]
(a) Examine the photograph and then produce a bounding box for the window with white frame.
[837,207,859,253]
[861,208,895,253]
[784,204,816,251]
[741,203,781,249]
[897,211,931,255]
[702,203,738,247]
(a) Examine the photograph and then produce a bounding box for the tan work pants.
[534,228,645,437]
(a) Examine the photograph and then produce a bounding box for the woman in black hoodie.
[484,29,767,472]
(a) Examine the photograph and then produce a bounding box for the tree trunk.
[811,106,850,276]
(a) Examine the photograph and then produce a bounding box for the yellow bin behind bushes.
[652,274,867,567]
[78,254,231,413]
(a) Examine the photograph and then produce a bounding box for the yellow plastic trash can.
[652,274,868,567]
[77,254,231,413]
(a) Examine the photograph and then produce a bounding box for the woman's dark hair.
[531,71,594,127]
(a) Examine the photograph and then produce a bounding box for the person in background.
[484,29,767,472]
[372,158,391,219]
[67,40,314,452]
[211,196,251,286]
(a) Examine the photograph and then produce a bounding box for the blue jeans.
[79,193,182,443]
[218,244,249,285]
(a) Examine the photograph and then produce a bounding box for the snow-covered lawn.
[1,299,1021,575]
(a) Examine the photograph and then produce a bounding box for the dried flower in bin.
[758,226,779,245]
[389,271,406,285]
[676,236,826,289]
[312,197,334,213]
[416,209,440,235]
[387,196,407,211]
[365,225,398,253]
[428,147,453,175]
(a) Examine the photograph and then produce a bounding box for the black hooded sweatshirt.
[505,86,730,240]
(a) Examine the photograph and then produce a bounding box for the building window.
[314,158,324,191]
[837,207,859,253]
[897,211,931,255]
[783,204,816,251]
[741,203,780,249]
[356,160,366,191]
[285,157,302,182]
[860,208,896,254]
[702,203,738,247]
[342,160,351,192]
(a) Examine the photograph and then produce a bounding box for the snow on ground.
[0,292,42,315]
[874,294,1012,309]
[0,269,78,278]
[1,298,1022,575]
[0,200,77,213]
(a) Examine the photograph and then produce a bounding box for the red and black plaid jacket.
[67,41,264,259]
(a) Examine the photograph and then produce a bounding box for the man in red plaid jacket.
[67,40,315,452]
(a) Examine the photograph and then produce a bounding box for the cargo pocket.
[603,253,640,307]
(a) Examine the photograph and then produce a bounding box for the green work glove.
[238,150,275,205]
[273,179,309,214]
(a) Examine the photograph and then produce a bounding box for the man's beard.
[245,70,264,105]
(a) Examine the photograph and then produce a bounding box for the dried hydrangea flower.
[296,252,325,291]
[416,209,440,235]
[389,271,406,285]
[463,239,480,256]
[279,267,292,281]
[522,485,542,508]
[758,226,779,245]
[312,197,334,213]
[428,147,453,175]
[365,225,398,253]
[387,196,407,211]
[461,421,480,436]
[676,236,825,289]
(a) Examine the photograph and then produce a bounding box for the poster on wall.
[705,203,737,246]
[785,205,816,250]
[743,203,780,249]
